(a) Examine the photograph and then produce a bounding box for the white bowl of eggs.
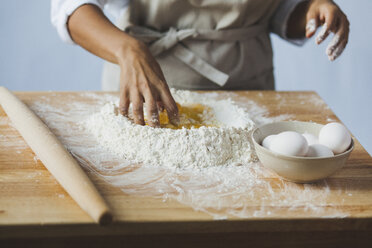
[252,121,354,183]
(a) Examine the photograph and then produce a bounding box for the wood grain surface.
[0,91,371,247]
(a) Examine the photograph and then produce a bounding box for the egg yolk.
[147,103,214,129]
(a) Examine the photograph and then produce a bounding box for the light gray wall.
[0,1,103,91]
[1,1,371,154]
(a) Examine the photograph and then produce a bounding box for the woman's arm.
[68,4,178,127]
[287,0,350,61]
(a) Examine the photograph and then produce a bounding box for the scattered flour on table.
[83,89,257,169]
[0,117,29,149]
[26,90,349,219]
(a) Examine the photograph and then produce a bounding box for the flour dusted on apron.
[102,0,280,91]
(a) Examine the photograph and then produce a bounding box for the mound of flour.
[82,89,257,169]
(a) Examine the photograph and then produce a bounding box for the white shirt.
[51,0,129,44]
[51,0,305,45]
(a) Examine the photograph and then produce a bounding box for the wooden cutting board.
[0,91,371,245]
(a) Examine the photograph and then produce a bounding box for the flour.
[23,91,348,219]
[306,19,317,34]
[83,89,257,169]
[316,23,329,44]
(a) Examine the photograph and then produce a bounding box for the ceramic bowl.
[252,121,354,183]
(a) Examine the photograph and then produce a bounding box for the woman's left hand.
[305,0,350,61]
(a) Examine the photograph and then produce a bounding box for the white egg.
[270,131,309,157]
[262,135,276,149]
[302,132,318,146]
[319,122,351,154]
[306,144,334,157]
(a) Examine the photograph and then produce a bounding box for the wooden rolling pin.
[0,87,112,225]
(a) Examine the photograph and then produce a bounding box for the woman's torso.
[102,0,280,91]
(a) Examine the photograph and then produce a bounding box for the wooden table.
[0,91,371,248]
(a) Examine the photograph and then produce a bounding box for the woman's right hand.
[116,40,179,127]
[67,4,178,127]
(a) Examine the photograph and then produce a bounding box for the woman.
[51,0,349,127]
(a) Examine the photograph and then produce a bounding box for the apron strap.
[173,45,228,87]
[125,25,266,87]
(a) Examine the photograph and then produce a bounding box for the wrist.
[115,37,146,64]
[309,0,333,7]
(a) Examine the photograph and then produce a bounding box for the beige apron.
[102,0,280,91]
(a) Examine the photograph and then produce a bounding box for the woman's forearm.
[67,4,138,64]
[67,4,178,127]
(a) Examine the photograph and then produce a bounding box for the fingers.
[119,68,131,116]
[158,86,179,125]
[316,6,339,44]
[326,33,340,56]
[315,23,330,45]
[315,10,335,45]
[118,41,177,127]
[150,67,179,124]
[328,40,346,61]
[120,71,166,127]
[157,101,165,112]
[305,5,319,38]
[326,18,349,61]
[310,2,349,61]
[121,67,173,127]
[119,90,130,116]
[306,18,318,38]
[130,92,145,125]
[142,88,160,127]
